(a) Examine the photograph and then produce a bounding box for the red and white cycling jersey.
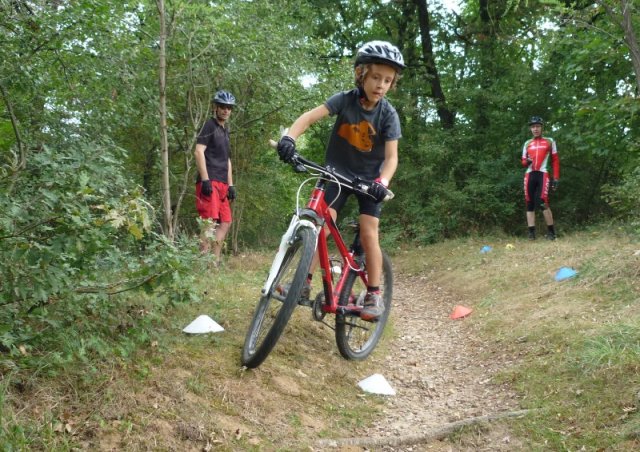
[521,136,560,179]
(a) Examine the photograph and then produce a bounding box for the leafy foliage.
[0,0,638,384]
[603,165,640,232]
[0,140,200,369]
[0,0,639,448]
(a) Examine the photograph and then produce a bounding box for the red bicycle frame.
[301,179,368,315]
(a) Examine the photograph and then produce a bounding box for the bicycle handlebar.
[268,139,395,202]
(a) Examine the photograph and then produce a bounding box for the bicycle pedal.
[336,306,358,316]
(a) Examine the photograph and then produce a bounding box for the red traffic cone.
[450,305,472,320]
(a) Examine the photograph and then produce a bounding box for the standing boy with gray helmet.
[277,40,404,321]
[521,116,560,240]
[194,90,237,264]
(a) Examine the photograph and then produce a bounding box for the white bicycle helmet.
[212,90,236,106]
[355,40,405,70]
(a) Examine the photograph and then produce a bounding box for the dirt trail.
[61,270,524,451]
[332,273,523,450]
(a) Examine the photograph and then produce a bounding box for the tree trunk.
[479,0,491,24]
[414,0,456,129]
[171,146,195,235]
[601,0,640,94]
[156,0,173,240]
[619,0,640,94]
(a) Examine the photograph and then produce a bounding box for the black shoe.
[546,232,556,241]
[528,231,536,241]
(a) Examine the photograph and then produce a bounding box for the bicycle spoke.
[335,251,393,360]
[241,228,316,368]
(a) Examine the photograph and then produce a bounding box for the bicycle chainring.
[312,292,327,321]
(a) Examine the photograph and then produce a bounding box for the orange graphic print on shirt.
[337,120,377,152]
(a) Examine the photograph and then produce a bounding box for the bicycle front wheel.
[335,250,393,360]
[241,227,316,368]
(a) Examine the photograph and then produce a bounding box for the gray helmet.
[355,40,405,70]
[528,116,544,126]
[212,90,236,106]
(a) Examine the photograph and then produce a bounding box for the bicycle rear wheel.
[241,227,316,368]
[335,250,393,360]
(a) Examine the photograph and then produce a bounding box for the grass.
[1,227,639,450]
[391,227,640,450]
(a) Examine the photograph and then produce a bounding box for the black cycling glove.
[201,179,212,197]
[368,181,388,203]
[227,185,237,200]
[277,136,296,163]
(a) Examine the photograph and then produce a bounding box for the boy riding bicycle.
[277,40,405,321]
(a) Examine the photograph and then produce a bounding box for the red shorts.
[196,180,232,223]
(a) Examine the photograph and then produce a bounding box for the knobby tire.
[241,227,316,368]
[335,250,393,360]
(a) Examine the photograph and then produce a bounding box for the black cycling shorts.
[324,182,382,218]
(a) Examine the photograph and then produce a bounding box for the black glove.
[526,157,533,166]
[552,179,559,191]
[227,185,236,201]
[277,135,296,163]
[368,180,388,203]
[201,179,212,197]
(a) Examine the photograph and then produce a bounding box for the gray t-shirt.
[324,89,401,180]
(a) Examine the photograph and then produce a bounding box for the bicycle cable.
[294,163,365,274]
[294,169,348,214]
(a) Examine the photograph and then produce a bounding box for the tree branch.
[0,216,63,241]
[74,270,169,296]
[1,271,170,312]
[0,82,26,173]
[316,409,533,449]
[236,95,317,131]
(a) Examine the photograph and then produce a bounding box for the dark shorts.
[196,180,232,222]
[524,171,550,211]
[325,182,382,218]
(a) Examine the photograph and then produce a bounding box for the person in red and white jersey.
[521,116,560,240]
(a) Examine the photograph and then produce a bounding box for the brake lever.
[355,180,395,202]
[354,182,369,193]
[290,154,307,173]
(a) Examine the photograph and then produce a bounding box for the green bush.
[0,141,200,367]
[603,165,640,233]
